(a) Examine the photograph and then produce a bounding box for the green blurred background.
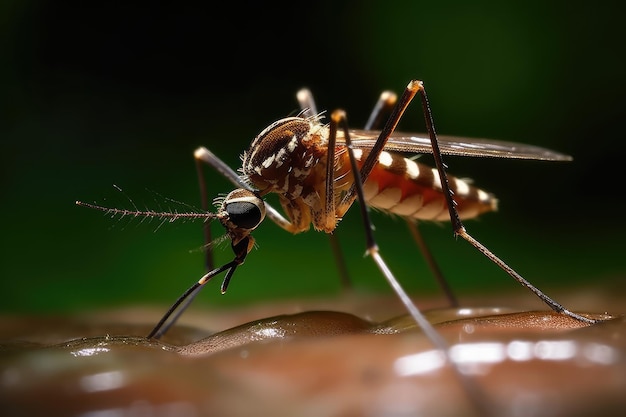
[1,1,624,314]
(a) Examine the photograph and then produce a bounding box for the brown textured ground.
[0,289,624,417]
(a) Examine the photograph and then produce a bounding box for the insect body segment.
[345,148,498,221]
[242,116,335,233]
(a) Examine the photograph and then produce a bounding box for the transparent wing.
[341,129,572,161]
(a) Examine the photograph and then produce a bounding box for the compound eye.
[223,189,265,230]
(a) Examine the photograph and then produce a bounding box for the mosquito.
[76,80,604,414]
[76,80,600,335]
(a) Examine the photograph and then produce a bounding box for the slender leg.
[336,82,420,214]
[324,79,600,411]
[328,107,494,415]
[166,151,244,335]
[336,80,596,324]
[195,155,214,271]
[296,88,318,119]
[297,86,457,295]
[194,88,448,296]
[406,220,459,307]
[364,89,459,307]
[194,147,297,232]
[296,87,352,290]
[363,90,398,131]
[415,82,597,325]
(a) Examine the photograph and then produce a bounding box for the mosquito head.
[216,188,266,246]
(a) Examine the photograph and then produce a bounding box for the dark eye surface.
[225,201,263,230]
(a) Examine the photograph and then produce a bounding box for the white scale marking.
[378,151,393,167]
[405,158,420,179]
[338,147,491,220]
[274,148,287,168]
[287,135,298,152]
[454,178,471,197]
[431,168,442,190]
[262,154,275,169]
[477,189,491,203]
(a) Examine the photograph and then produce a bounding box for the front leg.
[277,194,313,234]
[194,146,305,235]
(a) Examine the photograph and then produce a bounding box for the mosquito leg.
[296,87,353,291]
[178,149,229,326]
[193,147,290,300]
[364,89,459,307]
[364,90,398,131]
[332,108,436,326]
[406,220,459,307]
[330,108,494,415]
[194,147,297,233]
[337,81,421,212]
[296,87,318,119]
[195,154,214,271]
[324,233,351,290]
[416,82,599,325]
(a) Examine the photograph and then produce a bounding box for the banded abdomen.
[334,148,498,222]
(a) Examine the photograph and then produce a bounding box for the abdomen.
[336,148,498,221]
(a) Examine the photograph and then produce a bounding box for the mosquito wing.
[343,129,572,161]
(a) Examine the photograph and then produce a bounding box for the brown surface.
[0,291,624,417]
